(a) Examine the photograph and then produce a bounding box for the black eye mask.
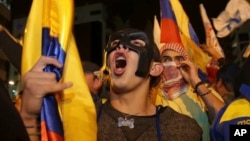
[104,28,154,77]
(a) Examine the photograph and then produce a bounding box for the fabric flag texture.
[159,0,184,50]
[169,0,200,45]
[200,3,225,58]
[159,0,189,59]
[168,0,210,72]
[153,15,164,49]
[21,0,97,141]
[160,0,209,73]
[212,0,250,38]
[179,33,210,73]
[199,3,225,83]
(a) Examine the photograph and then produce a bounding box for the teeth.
[116,56,125,60]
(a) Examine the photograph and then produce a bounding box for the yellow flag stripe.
[22,0,42,76]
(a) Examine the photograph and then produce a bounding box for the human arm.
[20,56,73,141]
[178,60,225,121]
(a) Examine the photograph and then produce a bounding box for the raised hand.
[20,56,73,119]
[178,60,200,87]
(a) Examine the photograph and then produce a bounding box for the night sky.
[10,0,234,65]
[11,0,230,44]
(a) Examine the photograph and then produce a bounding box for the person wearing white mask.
[152,43,225,141]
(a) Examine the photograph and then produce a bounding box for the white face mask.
[161,62,188,100]
[162,62,183,86]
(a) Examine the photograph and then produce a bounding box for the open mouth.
[116,56,126,68]
[114,53,127,75]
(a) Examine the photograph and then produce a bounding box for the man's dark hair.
[82,61,100,73]
[216,63,239,92]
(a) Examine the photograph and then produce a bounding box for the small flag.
[212,0,250,38]
[200,3,225,58]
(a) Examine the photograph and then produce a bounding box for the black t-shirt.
[97,101,202,141]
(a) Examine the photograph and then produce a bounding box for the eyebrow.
[161,55,183,58]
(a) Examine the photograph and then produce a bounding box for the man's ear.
[94,78,103,89]
[150,62,163,76]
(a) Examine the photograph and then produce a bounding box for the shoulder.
[211,98,250,141]
[220,98,250,123]
[159,106,201,127]
[159,106,202,140]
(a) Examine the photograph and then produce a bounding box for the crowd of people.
[1,27,250,141]
[14,29,249,141]
[153,42,224,141]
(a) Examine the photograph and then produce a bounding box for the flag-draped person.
[154,0,210,140]
[21,0,97,141]
[152,0,225,141]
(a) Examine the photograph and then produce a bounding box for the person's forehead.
[84,72,95,76]
[161,49,182,57]
[110,30,148,39]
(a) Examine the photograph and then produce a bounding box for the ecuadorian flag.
[167,0,210,73]
[160,0,183,45]
[160,0,209,79]
[21,0,97,141]
[169,0,200,45]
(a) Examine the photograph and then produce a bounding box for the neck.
[109,83,156,116]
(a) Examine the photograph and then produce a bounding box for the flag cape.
[22,0,97,141]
